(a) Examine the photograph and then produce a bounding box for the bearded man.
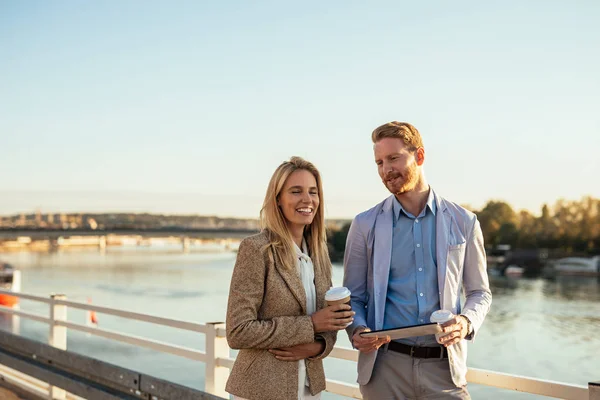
[343,121,492,399]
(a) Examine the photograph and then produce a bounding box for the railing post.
[590,381,599,400]
[49,294,67,400]
[11,270,21,335]
[205,322,229,398]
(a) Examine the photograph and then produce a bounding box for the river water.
[0,247,598,399]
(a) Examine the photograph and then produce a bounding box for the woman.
[226,156,354,400]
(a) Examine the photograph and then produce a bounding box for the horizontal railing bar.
[57,320,208,363]
[467,368,588,400]
[326,378,361,399]
[0,350,132,400]
[216,357,235,369]
[0,306,52,325]
[329,346,358,362]
[0,289,52,304]
[0,364,50,399]
[53,299,209,333]
[216,327,227,337]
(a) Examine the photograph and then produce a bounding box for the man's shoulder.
[438,195,477,223]
[353,196,391,224]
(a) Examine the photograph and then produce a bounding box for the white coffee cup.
[430,309,455,343]
[325,287,351,308]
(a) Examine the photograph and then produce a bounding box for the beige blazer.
[226,231,337,400]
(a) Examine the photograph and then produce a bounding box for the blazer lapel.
[373,196,394,330]
[435,194,451,310]
[273,250,307,314]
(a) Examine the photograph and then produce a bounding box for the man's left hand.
[269,341,324,361]
[437,315,469,347]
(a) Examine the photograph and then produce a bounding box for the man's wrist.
[460,314,473,336]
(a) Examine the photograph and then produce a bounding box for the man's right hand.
[351,326,391,353]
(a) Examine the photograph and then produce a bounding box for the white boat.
[504,265,525,277]
[547,256,600,276]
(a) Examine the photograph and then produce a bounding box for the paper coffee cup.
[430,309,454,343]
[325,287,351,308]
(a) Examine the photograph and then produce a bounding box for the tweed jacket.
[226,231,337,400]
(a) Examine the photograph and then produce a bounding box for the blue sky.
[1,1,599,218]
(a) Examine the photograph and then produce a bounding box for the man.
[343,121,492,399]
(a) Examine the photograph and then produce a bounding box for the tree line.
[327,196,600,261]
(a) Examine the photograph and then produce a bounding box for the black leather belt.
[387,341,448,359]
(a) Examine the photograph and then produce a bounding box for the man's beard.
[384,162,419,195]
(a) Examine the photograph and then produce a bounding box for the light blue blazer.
[343,191,492,387]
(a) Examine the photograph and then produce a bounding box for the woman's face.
[278,169,320,232]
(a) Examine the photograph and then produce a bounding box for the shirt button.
[415,219,419,223]
[418,268,423,272]
[416,244,421,248]
[420,319,424,322]
[419,293,424,297]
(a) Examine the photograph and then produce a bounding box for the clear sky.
[1,1,599,219]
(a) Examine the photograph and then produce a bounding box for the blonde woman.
[226,156,354,400]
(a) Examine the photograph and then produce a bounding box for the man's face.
[374,137,420,195]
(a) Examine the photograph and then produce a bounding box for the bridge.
[0,228,259,240]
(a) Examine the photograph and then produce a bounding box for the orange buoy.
[87,297,98,326]
[0,294,18,307]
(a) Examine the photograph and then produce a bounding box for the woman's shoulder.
[240,230,270,248]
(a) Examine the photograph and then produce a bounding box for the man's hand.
[437,315,469,347]
[351,326,391,354]
[268,341,324,361]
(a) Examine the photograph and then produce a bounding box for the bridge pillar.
[182,237,190,253]
[98,236,107,252]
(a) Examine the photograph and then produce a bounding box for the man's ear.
[416,147,425,166]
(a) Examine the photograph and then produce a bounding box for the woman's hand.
[311,304,354,333]
[268,341,324,361]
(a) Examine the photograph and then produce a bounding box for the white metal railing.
[0,287,594,400]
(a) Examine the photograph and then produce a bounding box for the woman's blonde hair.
[260,156,331,278]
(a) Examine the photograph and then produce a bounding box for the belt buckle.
[410,346,415,357]
[439,346,445,360]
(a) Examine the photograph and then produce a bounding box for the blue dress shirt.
[383,189,440,346]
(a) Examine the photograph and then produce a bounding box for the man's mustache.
[384,172,401,181]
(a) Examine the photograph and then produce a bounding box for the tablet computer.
[359,323,442,340]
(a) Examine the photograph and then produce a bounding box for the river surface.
[1,247,598,399]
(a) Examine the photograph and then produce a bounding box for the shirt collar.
[392,188,437,221]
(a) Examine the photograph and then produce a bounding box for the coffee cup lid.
[325,286,351,301]
[430,309,454,323]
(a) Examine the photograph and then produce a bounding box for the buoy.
[87,298,98,326]
[0,294,18,307]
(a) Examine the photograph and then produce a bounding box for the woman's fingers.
[268,349,293,357]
